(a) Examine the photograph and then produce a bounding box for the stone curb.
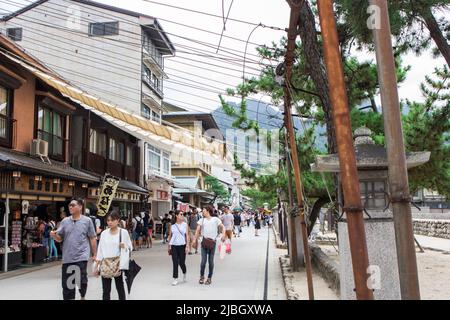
[278,255,300,300]
[272,225,287,249]
[310,244,340,295]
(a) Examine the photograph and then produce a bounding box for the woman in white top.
[168,210,190,286]
[193,206,226,285]
[95,211,133,300]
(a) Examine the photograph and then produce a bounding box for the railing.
[0,114,16,148]
[142,73,164,98]
[143,45,164,69]
[37,129,67,161]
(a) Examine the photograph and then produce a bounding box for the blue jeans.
[49,238,58,258]
[200,244,216,279]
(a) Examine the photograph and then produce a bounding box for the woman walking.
[95,211,133,300]
[168,210,190,286]
[148,213,154,248]
[193,206,226,285]
[254,211,262,236]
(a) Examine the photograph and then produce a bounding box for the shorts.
[225,230,233,239]
[132,231,140,241]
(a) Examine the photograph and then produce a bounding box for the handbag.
[100,229,122,278]
[119,229,130,270]
[200,219,216,250]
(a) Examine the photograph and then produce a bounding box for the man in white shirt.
[221,206,234,242]
[193,205,226,285]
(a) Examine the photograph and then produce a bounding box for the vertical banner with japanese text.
[96,174,120,217]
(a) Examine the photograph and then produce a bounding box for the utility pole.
[369,0,421,300]
[284,0,314,300]
[316,0,374,299]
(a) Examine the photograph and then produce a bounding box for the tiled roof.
[0,147,99,182]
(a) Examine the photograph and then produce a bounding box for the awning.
[0,50,228,163]
[172,193,183,200]
[117,180,148,194]
[173,176,199,189]
[0,147,99,183]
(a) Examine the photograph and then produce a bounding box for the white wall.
[1,0,143,114]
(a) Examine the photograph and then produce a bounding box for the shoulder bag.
[100,229,122,279]
[201,219,216,250]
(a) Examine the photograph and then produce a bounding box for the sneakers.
[172,278,178,286]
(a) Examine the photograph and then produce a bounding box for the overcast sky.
[2,0,447,114]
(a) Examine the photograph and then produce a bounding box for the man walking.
[221,206,234,242]
[188,210,200,254]
[50,198,97,300]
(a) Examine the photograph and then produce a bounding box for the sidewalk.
[415,234,450,253]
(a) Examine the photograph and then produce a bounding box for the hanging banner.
[96,174,120,217]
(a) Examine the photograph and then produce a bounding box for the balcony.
[0,115,16,148]
[142,72,164,99]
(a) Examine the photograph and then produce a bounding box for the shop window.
[37,104,66,160]
[89,129,106,157]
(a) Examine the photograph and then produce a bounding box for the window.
[7,28,22,41]
[141,104,151,120]
[0,86,12,144]
[37,105,65,159]
[163,151,170,176]
[89,22,119,36]
[109,138,124,163]
[148,145,161,172]
[89,129,106,157]
[151,110,161,123]
[360,180,387,209]
[126,145,134,166]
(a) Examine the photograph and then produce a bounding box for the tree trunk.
[307,195,331,236]
[297,0,337,154]
[420,6,450,66]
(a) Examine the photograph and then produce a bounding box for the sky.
[1,0,447,114]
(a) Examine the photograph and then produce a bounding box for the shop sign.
[157,190,168,200]
[96,174,120,217]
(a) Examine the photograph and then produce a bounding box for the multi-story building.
[1,0,177,217]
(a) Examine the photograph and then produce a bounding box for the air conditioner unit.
[30,139,51,164]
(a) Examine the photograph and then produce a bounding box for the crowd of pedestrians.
[46,196,275,300]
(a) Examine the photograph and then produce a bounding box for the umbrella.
[124,259,141,294]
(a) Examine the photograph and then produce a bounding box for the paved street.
[0,226,286,300]
[415,235,450,252]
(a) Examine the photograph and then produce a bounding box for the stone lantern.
[311,127,430,300]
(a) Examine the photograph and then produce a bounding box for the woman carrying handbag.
[94,211,133,300]
[168,210,190,286]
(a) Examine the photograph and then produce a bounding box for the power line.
[2,0,276,64]
[143,0,285,30]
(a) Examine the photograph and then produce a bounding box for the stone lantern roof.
[311,127,430,172]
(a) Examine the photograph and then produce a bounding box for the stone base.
[338,220,401,300]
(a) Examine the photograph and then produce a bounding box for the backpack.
[43,223,52,238]
[134,217,143,234]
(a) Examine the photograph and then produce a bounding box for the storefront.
[146,175,173,219]
[0,149,99,272]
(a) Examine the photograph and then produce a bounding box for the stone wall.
[413,219,450,239]
[310,244,340,294]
